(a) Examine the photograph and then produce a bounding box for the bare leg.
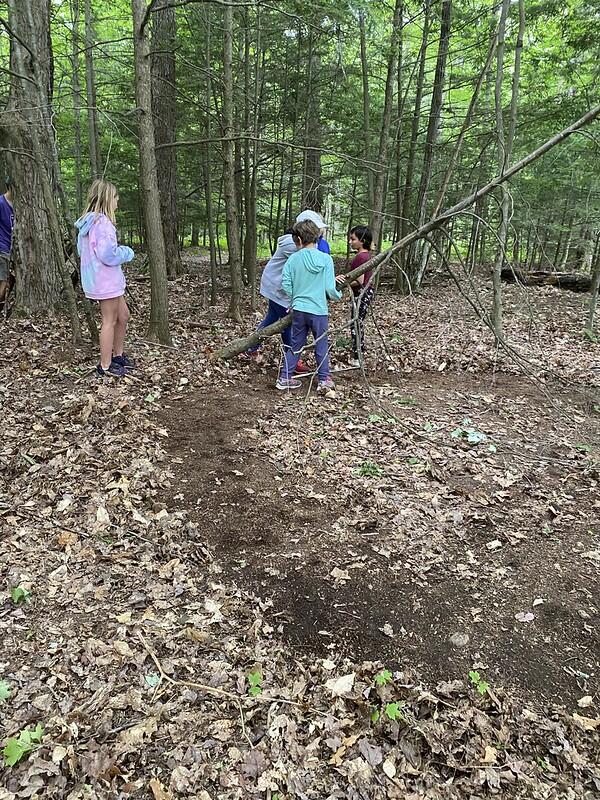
[112,297,130,357]
[0,280,8,304]
[99,297,120,369]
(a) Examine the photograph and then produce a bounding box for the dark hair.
[292,220,320,245]
[350,225,372,250]
[4,176,12,189]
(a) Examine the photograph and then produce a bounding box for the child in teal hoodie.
[277,220,342,392]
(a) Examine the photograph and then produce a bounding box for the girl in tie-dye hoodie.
[75,180,135,377]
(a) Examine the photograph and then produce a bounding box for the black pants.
[350,286,374,359]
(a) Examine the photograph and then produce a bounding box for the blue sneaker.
[112,353,135,371]
[96,362,126,378]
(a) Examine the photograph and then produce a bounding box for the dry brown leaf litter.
[0,260,599,798]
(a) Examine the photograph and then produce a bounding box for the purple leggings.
[280,310,331,381]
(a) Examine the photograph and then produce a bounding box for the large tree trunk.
[242,8,261,310]
[151,4,181,277]
[370,0,403,250]
[586,235,600,332]
[359,11,374,214]
[222,2,243,321]
[396,4,429,289]
[0,0,81,341]
[407,0,452,287]
[203,7,218,306]
[70,0,84,211]
[84,0,101,178]
[132,0,171,344]
[491,0,524,338]
[301,32,323,212]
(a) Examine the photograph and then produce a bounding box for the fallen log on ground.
[501,267,592,292]
[215,103,600,361]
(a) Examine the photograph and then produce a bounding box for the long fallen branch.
[215,104,600,360]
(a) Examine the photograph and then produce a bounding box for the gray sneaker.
[276,377,302,390]
[317,377,336,393]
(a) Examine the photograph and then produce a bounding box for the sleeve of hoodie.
[325,255,342,301]
[281,253,294,301]
[94,218,135,267]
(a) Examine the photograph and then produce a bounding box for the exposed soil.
[159,365,600,706]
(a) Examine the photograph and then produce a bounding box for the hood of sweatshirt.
[75,211,97,237]
[302,247,327,274]
[276,233,294,250]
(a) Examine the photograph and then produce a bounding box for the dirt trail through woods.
[159,367,600,705]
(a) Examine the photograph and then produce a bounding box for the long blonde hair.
[82,179,118,223]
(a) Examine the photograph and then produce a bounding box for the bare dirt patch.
[159,365,600,706]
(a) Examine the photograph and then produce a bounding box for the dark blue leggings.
[248,299,292,353]
[280,311,330,381]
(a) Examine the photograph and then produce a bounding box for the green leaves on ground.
[384,702,405,721]
[248,670,262,697]
[10,587,31,605]
[357,460,383,477]
[374,669,393,687]
[469,670,490,695]
[3,724,44,767]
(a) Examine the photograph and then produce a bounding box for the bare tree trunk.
[84,0,101,178]
[359,11,374,213]
[70,0,83,211]
[131,0,171,344]
[203,8,218,306]
[222,1,243,321]
[396,5,429,289]
[370,0,403,250]
[301,32,323,211]
[586,234,600,333]
[191,220,199,247]
[242,9,261,309]
[491,0,524,338]
[152,3,181,277]
[408,0,452,286]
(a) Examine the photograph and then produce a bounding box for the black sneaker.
[112,353,135,370]
[96,362,126,378]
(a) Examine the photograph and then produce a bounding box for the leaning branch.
[214,103,600,361]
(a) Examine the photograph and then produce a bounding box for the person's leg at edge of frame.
[247,299,287,354]
[99,297,120,369]
[312,314,331,383]
[0,253,9,305]
[357,288,373,359]
[112,296,131,359]
[280,311,307,382]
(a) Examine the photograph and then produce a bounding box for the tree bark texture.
[222,2,243,321]
[301,32,323,212]
[370,0,403,250]
[71,0,84,211]
[408,0,452,287]
[132,0,171,344]
[359,11,374,213]
[151,3,181,277]
[84,0,101,178]
[490,0,511,338]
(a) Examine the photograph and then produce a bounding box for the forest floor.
[1,253,599,799]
